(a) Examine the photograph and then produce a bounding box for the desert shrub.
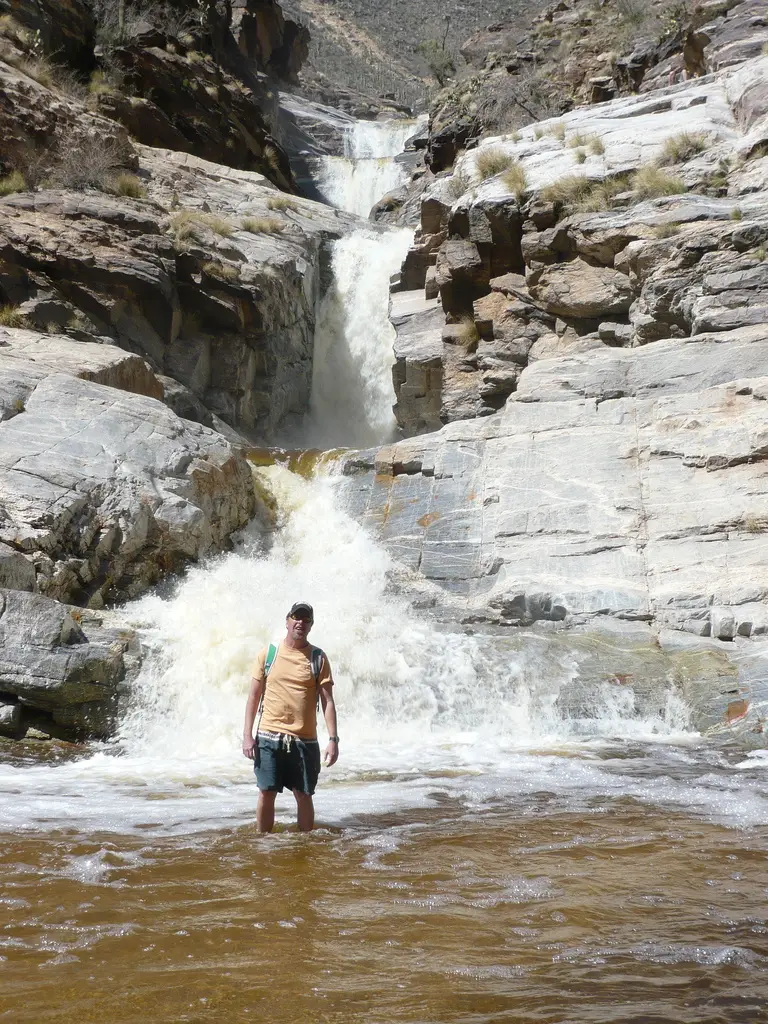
[632,165,686,198]
[616,0,647,25]
[0,305,27,328]
[574,148,587,164]
[110,173,146,198]
[51,137,125,191]
[0,171,26,196]
[589,136,606,156]
[475,147,515,179]
[267,196,299,212]
[731,207,744,221]
[241,216,284,234]
[203,261,240,281]
[501,163,528,202]
[417,39,456,85]
[92,1,200,46]
[658,131,707,165]
[187,50,205,64]
[534,127,546,140]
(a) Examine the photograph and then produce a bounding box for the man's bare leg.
[257,790,277,832]
[293,790,314,832]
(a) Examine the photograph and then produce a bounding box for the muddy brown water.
[2,744,767,1024]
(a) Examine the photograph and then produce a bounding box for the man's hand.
[242,736,256,760]
[323,738,338,767]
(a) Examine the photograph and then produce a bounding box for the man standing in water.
[242,602,339,832]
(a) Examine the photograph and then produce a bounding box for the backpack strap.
[310,646,325,710]
[264,642,278,677]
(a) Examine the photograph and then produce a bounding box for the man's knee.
[293,789,313,803]
[259,789,277,803]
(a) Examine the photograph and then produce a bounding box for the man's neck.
[283,635,309,650]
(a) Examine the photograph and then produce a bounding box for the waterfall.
[314,118,420,218]
[279,116,420,449]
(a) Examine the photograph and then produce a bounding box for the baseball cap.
[288,601,314,620]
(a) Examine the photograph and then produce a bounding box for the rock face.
[343,330,768,641]
[0,146,356,437]
[0,588,137,739]
[0,370,257,607]
[392,55,768,431]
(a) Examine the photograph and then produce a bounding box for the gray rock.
[0,588,136,737]
[0,373,256,606]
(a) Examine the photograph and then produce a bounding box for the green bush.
[0,170,26,196]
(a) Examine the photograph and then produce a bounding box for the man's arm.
[319,682,338,766]
[242,676,264,759]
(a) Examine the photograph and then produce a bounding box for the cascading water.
[314,118,420,218]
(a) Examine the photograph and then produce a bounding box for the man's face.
[287,613,312,642]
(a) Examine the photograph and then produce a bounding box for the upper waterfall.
[314,118,422,218]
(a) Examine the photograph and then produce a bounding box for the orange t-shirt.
[252,643,333,740]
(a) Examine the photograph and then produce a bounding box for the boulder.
[0,373,257,606]
[0,588,137,738]
[527,258,634,318]
[435,238,490,315]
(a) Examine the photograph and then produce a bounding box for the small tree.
[417,39,456,86]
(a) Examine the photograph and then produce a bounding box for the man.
[242,601,339,832]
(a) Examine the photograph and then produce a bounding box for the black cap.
[288,601,314,620]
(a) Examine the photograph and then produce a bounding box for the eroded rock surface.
[0,373,256,607]
[0,588,137,739]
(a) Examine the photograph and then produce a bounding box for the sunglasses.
[289,614,313,623]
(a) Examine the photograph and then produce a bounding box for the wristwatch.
[328,736,339,742]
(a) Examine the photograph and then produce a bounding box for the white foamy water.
[2,467,766,836]
[285,225,412,449]
[315,118,420,218]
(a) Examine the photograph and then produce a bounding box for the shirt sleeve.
[317,652,333,688]
[251,646,267,682]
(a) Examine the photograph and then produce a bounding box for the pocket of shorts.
[253,743,261,769]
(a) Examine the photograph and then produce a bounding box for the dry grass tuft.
[109,173,146,199]
[589,136,605,156]
[475,147,516,180]
[632,165,686,199]
[541,173,595,206]
[267,196,298,212]
[549,121,566,141]
[241,216,285,234]
[500,163,528,202]
[169,209,234,244]
[202,261,240,282]
[0,304,27,328]
[574,148,587,164]
[657,131,707,166]
[730,207,744,221]
[651,221,682,238]
[0,170,26,196]
[455,314,480,351]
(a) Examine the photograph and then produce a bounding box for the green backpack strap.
[258,643,279,718]
[264,642,278,677]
